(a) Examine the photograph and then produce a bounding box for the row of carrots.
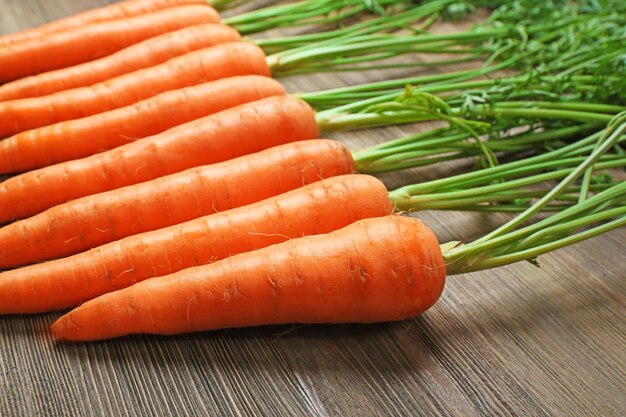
[0,0,622,342]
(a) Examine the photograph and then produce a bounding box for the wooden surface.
[1,1,625,416]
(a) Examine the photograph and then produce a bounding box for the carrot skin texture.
[51,216,446,341]
[0,96,319,223]
[0,0,211,47]
[0,42,269,137]
[0,5,220,83]
[0,139,352,270]
[0,174,395,313]
[0,76,286,173]
[0,24,242,101]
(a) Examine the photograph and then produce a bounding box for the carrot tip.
[50,317,73,341]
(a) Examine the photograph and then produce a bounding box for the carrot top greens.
[255,0,465,54]
[224,0,415,35]
[388,124,625,211]
[443,112,626,273]
[266,0,625,75]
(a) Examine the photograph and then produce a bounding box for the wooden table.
[1,1,625,415]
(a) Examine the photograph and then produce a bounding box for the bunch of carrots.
[0,0,623,342]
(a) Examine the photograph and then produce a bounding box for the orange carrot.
[0,42,269,137]
[0,139,353,269]
[0,96,318,223]
[0,5,220,83]
[51,215,446,341]
[0,76,285,174]
[0,0,212,47]
[0,24,241,101]
[0,174,394,313]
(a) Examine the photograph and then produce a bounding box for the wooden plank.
[0,2,625,416]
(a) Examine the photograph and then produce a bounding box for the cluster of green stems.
[216,0,625,271]
[443,113,626,273]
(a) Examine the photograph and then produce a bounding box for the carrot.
[51,215,445,341]
[0,76,285,174]
[0,174,393,313]
[0,139,352,269]
[0,42,269,137]
[0,0,212,47]
[0,5,220,83]
[0,24,242,101]
[0,96,318,223]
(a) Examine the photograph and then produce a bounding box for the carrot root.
[0,75,285,173]
[51,215,445,341]
[0,0,212,47]
[0,139,350,269]
[0,174,394,313]
[0,41,270,137]
[0,5,220,83]
[0,24,242,101]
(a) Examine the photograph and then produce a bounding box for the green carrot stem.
[390,158,625,211]
[354,130,469,164]
[451,214,626,273]
[482,124,599,151]
[513,206,626,251]
[444,182,626,270]
[435,183,619,212]
[477,107,616,124]
[354,123,599,174]
[472,113,626,243]
[224,0,406,35]
[442,113,626,274]
[298,69,479,108]
[506,183,625,246]
[392,126,620,200]
[254,0,458,53]
[305,55,527,116]
[268,27,511,76]
[281,54,484,76]
[316,99,621,132]
[424,155,615,192]
[493,101,624,114]
[382,129,604,194]
[409,183,618,210]
[207,0,245,11]
[298,61,513,111]
[559,48,626,77]
[444,205,563,213]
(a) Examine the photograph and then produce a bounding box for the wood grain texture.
[1,2,625,416]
